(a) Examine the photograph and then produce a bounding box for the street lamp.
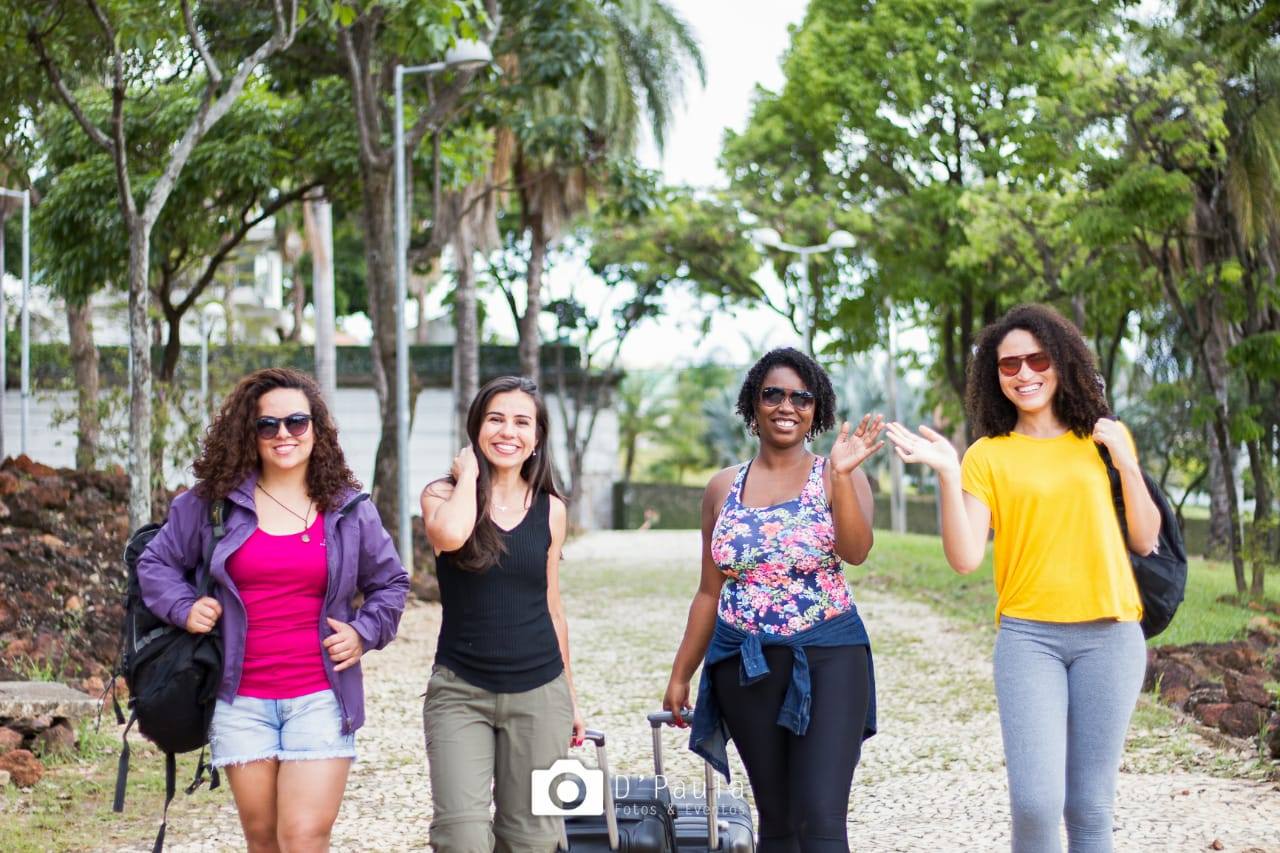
[0,187,31,458]
[748,227,854,355]
[394,40,493,573]
[198,302,226,433]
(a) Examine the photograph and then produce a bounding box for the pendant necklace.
[256,483,314,542]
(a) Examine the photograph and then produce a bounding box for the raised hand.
[885,422,960,474]
[450,445,479,484]
[1092,418,1136,469]
[829,414,886,475]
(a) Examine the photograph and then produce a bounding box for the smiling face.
[996,328,1058,416]
[477,390,539,471]
[256,387,314,475]
[754,365,815,447]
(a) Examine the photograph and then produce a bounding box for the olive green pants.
[424,665,573,853]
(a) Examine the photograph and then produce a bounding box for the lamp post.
[394,40,492,572]
[0,187,31,458]
[198,303,226,433]
[748,227,855,355]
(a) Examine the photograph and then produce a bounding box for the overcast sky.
[476,0,811,369]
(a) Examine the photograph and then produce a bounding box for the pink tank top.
[226,512,331,699]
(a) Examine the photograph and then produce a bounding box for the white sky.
[473,0,811,369]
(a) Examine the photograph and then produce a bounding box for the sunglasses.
[255,413,313,440]
[760,386,816,411]
[997,352,1052,377]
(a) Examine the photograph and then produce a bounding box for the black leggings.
[711,644,870,853]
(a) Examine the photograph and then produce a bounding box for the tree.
[19,0,300,527]
[491,0,704,384]
[326,0,499,531]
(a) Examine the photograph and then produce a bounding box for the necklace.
[492,491,529,512]
[256,483,314,542]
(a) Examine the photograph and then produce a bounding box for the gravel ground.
[136,530,1280,852]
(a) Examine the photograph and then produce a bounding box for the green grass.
[855,531,1271,647]
[0,719,223,852]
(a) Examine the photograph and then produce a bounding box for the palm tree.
[494,0,705,384]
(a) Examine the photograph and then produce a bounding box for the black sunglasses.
[255,413,313,440]
[760,386,815,411]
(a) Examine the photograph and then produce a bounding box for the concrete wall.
[0,387,619,529]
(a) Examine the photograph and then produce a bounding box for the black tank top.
[434,490,564,693]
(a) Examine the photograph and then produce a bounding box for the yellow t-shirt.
[960,428,1142,624]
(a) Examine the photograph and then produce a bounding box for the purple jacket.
[136,472,410,734]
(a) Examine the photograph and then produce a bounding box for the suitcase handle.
[559,728,619,852]
[646,710,719,851]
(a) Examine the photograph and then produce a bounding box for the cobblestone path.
[143,530,1280,852]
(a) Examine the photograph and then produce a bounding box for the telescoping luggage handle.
[558,729,620,852]
[647,710,720,852]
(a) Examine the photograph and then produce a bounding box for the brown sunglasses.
[997,352,1052,377]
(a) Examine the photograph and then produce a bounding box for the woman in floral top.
[663,347,882,853]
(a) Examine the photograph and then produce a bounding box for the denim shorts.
[209,689,356,768]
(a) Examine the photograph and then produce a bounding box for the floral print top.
[711,455,852,636]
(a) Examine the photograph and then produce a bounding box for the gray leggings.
[993,616,1146,853]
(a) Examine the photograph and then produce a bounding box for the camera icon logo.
[530,758,605,816]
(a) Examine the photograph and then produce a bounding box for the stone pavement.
[141,530,1280,852]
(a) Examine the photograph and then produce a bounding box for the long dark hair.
[966,303,1110,439]
[444,376,563,573]
[193,367,360,509]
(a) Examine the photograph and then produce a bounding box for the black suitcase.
[647,711,755,853]
[560,730,678,852]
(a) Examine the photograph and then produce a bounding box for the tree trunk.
[1246,433,1270,600]
[414,256,442,345]
[304,195,338,407]
[66,299,99,470]
[360,164,402,536]
[451,228,479,448]
[127,228,154,527]
[1205,417,1233,559]
[520,215,546,384]
[289,272,305,342]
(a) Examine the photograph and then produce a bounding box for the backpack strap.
[151,751,177,853]
[194,499,229,599]
[112,708,137,812]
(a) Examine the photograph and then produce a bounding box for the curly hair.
[966,303,1110,439]
[192,368,360,509]
[735,347,837,440]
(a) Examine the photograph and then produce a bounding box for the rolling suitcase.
[647,711,755,853]
[560,729,678,852]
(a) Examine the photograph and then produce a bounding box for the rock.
[1154,660,1196,698]
[411,571,440,602]
[33,719,75,757]
[5,455,55,479]
[1210,841,1224,851]
[37,533,67,552]
[0,749,43,787]
[64,595,82,613]
[1184,684,1228,710]
[0,470,19,496]
[1160,684,1191,709]
[1266,712,1280,760]
[0,770,8,787]
[1194,703,1232,728]
[1218,702,1268,738]
[28,483,70,510]
[1219,645,1262,672]
[0,727,23,753]
[1223,671,1273,708]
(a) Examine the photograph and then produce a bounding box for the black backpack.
[1097,446,1188,638]
[109,499,229,853]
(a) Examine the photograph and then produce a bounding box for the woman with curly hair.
[886,304,1160,852]
[137,367,409,852]
[420,376,583,852]
[663,347,881,852]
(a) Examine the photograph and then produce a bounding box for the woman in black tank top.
[420,376,585,852]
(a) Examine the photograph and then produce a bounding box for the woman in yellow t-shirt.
[886,304,1160,853]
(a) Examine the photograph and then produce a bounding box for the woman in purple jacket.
[138,368,409,852]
